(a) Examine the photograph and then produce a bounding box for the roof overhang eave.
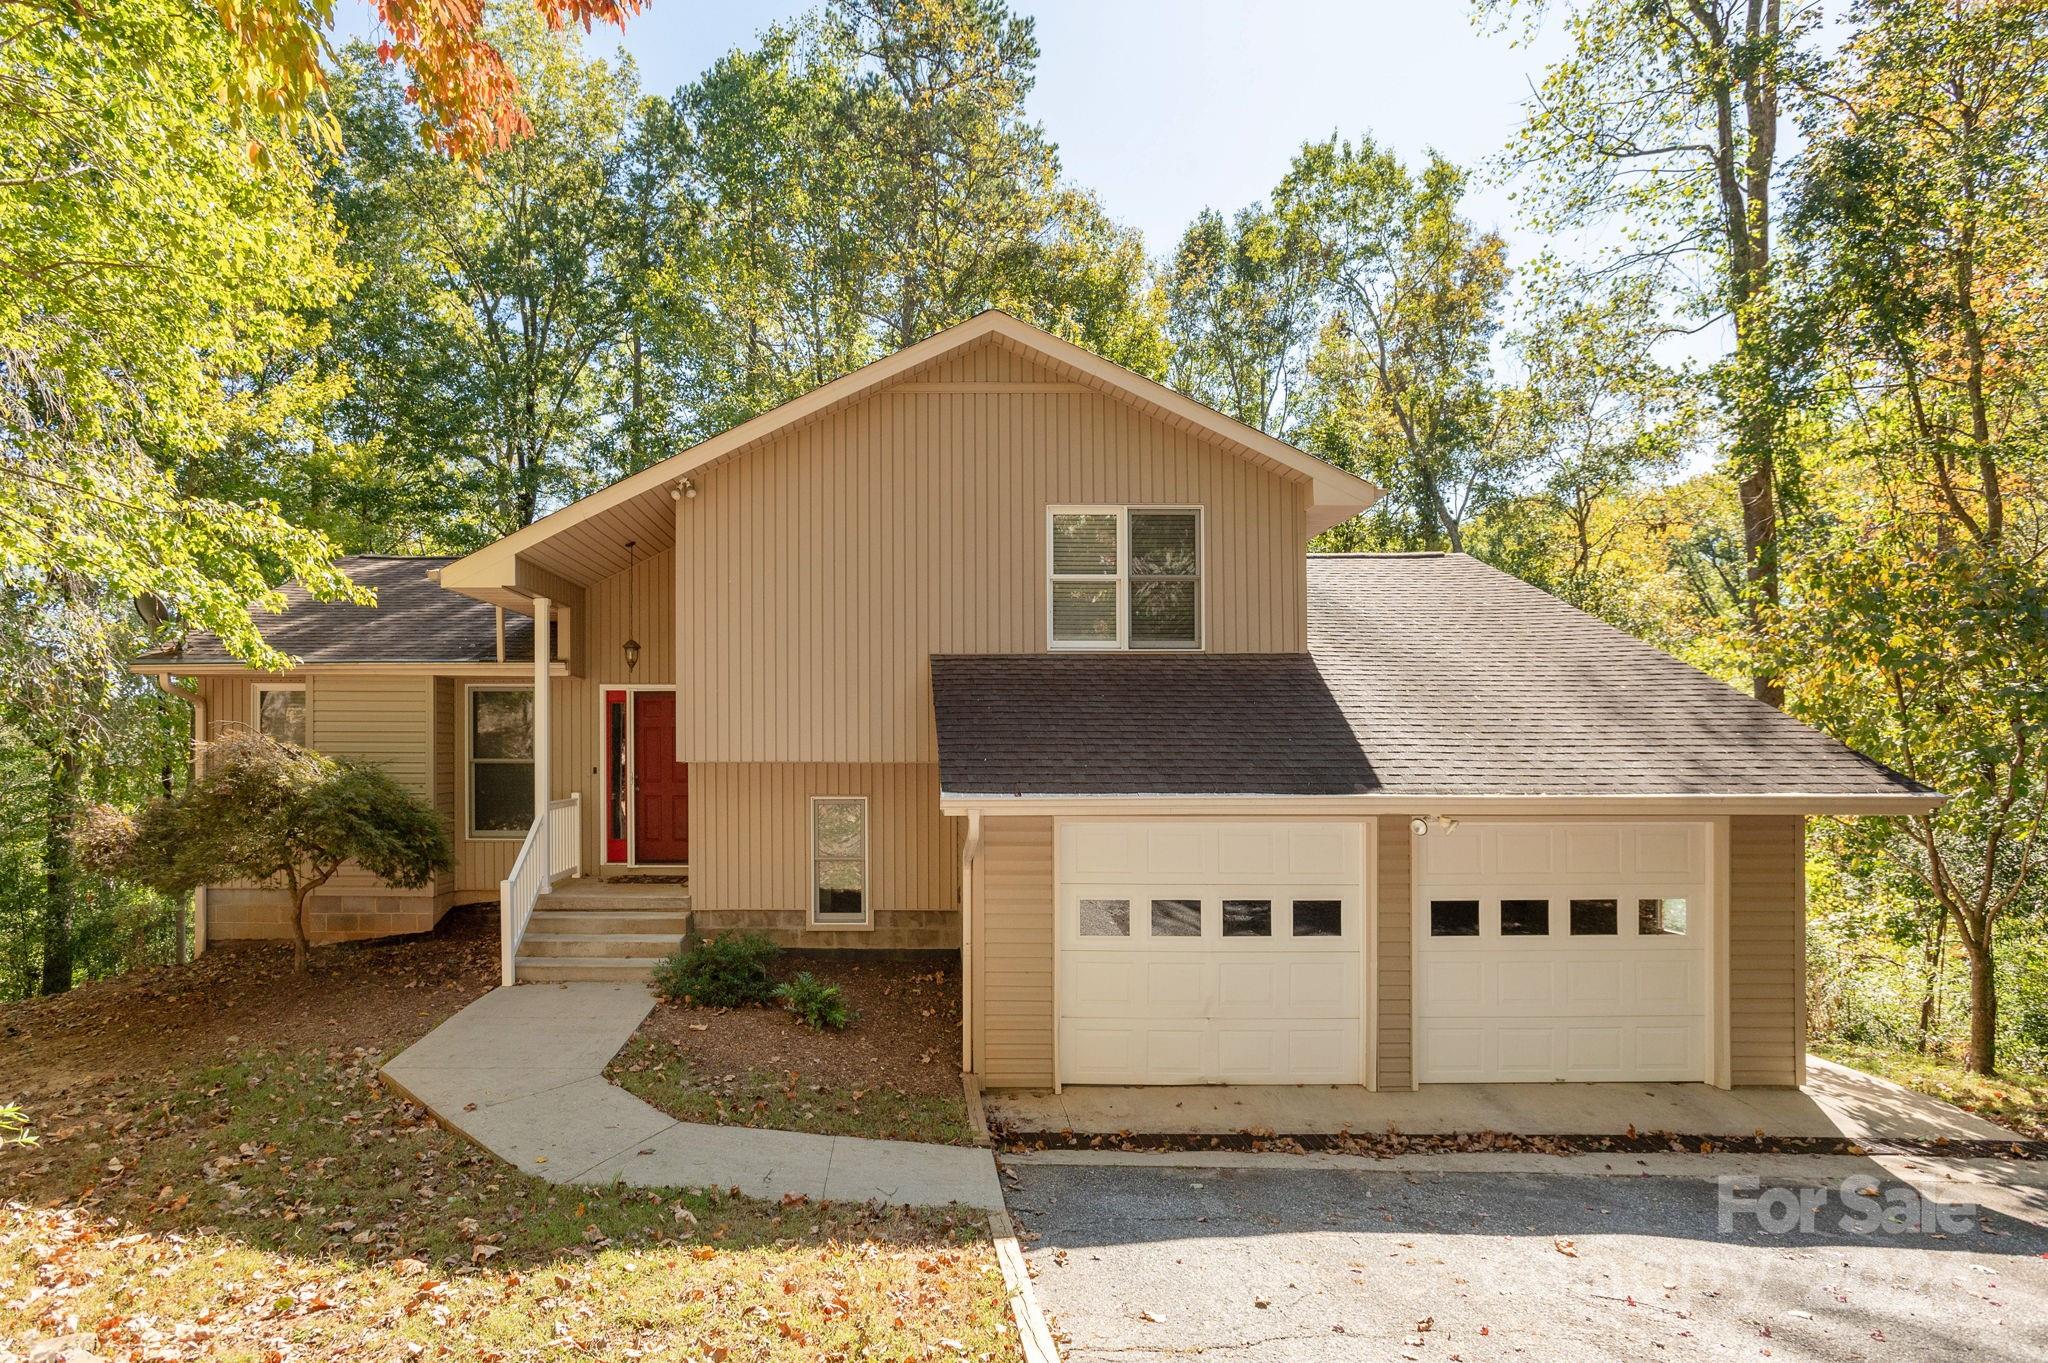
[937,790,1946,817]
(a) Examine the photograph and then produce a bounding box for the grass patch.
[1,1045,1018,1360]
[609,1036,978,1146]
[1818,1042,2048,1138]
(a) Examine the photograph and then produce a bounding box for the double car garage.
[1053,818,1711,1087]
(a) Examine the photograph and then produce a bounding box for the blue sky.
[363,1,1574,265]
[597,1,1565,260]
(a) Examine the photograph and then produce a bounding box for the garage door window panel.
[1222,899,1272,937]
[1501,898,1550,936]
[1079,897,1131,937]
[1149,898,1203,938]
[1430,899,1481,937]
[1639,897,1688,936]
[1569,898,1619,936]
[1291,899,1343,938]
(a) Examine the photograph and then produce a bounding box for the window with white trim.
[254,683,307,746]
[810,796,869,927]
[1048,506,1202,649]
[468,686,535,838]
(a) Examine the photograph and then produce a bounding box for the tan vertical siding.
[1728,814,1805,1086]
[542,546,677,871]
[674,338,1313,765]
[973,816,1054,1087]
[1375,814,1415,1090]
[309,674,431,793]
[689,762,959,949]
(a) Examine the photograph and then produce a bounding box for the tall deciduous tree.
[1778,0,2048,1075]
[1486,0,1815,707]
[0,0,367,667]
[1164,205,1326,435]
[1279,142,1514,551]
[324,12,638,539]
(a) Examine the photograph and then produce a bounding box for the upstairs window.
[254,683,307,747]
[1048,506,1202,650]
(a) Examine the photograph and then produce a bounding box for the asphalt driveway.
[1006,1158,2048,1362]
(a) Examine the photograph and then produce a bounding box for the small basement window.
[467,686,534,837]
[809,796,869,927]
[1048,506,1201,650]
[254,683,307,747]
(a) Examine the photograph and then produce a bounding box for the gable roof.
[132,556,534,669]
[931,552,1939,812]
[437,311,1382,603]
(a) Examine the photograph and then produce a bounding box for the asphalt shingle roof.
[931,653,1376,797]
[930,553,1932,801]
[136,556,533,666]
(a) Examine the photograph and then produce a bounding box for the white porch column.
[533,595,553,892]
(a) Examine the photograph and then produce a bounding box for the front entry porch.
[982,1057,2019,1145]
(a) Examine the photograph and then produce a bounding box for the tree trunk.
[39,745,80,995]
[288,877,313,974]
[1916,908,1946,1054]
[1963,933,1997,1075]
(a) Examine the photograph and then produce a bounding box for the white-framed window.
[253,683,307,746]
[809,795,869,928]
[1047,506,1202,650]
[467,685,535,838]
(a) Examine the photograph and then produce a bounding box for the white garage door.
[1058,820,1364,1085]
[1415,821,1709,1083]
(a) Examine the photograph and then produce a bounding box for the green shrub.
[651,932,780,1007]
[774,971,852,1031]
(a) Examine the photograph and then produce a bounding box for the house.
[133,311,1938,1092]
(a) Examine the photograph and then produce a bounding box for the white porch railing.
[499,793,582,986]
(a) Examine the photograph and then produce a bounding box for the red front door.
[633,692,689,863]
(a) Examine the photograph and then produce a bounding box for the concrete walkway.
[382,983,1004,1211]
[985,1056,2017,1143]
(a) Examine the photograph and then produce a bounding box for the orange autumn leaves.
[215,0,645,158]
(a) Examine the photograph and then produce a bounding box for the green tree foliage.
[83,732,454,973]
[1483,0,1816,706]
[1774,0,2048,1075]
[0,0,366,668]
[1164,205,1326,434]
[1279,143,1514,551]
[323,11,641,542]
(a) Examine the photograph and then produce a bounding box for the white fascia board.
[937,791,1944,818]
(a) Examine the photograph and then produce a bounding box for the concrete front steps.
[515,877,691,983]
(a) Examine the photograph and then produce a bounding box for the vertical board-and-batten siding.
[972,816,1055,1087]
[673,338,1312,765]
[546,546,677,872]
[1374,815,1415,1090]
[1728,814,1806,1086]
[690,762,961,948]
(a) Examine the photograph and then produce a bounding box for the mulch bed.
[634,956,963,1099]
[0,904,499,1102]
[995,1126,2048,1160]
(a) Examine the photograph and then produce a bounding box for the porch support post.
[533,595,553,893]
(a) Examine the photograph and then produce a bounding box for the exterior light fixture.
[622,539,641,673]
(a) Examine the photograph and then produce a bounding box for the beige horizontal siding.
[1728,814,1805,1086]
[973,816,1054,1088]
[689,762,960,950]
[1375,814,1415,1091]
[675,336,1311,765]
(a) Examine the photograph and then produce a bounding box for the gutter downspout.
[959,810,983,1076]
[154,675,206,959]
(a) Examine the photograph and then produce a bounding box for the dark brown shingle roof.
[930,553,1932,802]
[931,653,1377,797]
[136,556,533,667]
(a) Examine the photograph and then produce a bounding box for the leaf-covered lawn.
[2,1045,1020,1361]
[1819,1043,2048,1139]
[608,1037,980,1146]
